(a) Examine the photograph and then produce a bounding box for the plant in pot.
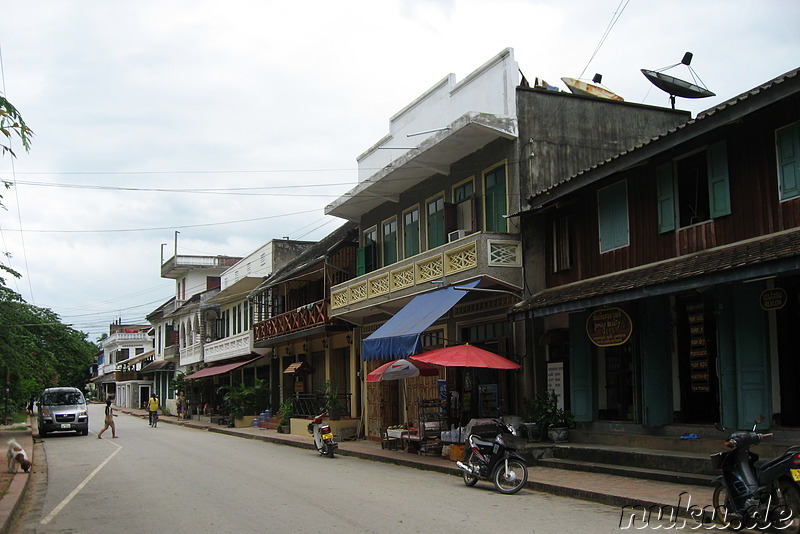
[320,381,346,420]
[522,397,542,442]
[530,390,575,442]
[219,379,270,427]
[277,398,294,433]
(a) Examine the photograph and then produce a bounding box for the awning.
[283,361,314,375]
[140,360,174,373]
[117,349,154,368]
[362,280,479,361]
[187,356,261,380]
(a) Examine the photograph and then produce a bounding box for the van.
[37,387,89,436]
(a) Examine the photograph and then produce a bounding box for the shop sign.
[586,307,633,347]
[760,288,787,311]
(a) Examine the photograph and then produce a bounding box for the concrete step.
[548,442,716,476]
[535,456,716,487]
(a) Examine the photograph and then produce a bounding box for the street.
[12,404,632,533]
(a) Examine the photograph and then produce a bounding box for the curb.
[0,426,34,534]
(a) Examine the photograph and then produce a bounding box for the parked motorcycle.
[307,413,337,458]
[711,416,800,531]
[457,418,528,494]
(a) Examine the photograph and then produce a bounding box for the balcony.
[329,232,522,321]
[114,371,143,382]
[253,299,334,344]
[161,254,241,279]
[204,331,253,364]
[179,342,203,367]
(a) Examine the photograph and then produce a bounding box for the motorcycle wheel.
[326,442,335,458]
[711,484,744,531]
[462,451,479,487]
[492,458,527,495]
[773,478,800,532]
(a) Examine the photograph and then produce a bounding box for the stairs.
[525,423,800,487]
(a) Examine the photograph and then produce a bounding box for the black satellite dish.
[641,52,715,109]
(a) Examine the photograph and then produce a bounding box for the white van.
[37,387,89,436]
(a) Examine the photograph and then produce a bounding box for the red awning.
[187,356,261,380]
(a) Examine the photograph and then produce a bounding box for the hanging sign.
[586,307,633,347]
[760,288,787,311]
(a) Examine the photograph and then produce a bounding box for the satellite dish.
[641,52,715,108]
[561,73,624,101]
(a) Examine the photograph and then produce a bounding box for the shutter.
[733,281,771,429]
[656,162,675,233]
[640,297,672,426]
[707,140,732,218]
[569,311,593,422]
[777,123,800,200]
[356,247,366,276]
[598,181,628,252]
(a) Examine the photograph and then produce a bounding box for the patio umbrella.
[366,358,440,382]
[413,344,521,370]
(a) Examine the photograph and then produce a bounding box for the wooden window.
[382,218,397,266]
[427,195,445,249]
[357,227,378,275]
[484,164,507,232]
[552,216,573,272]
[777,121,800,201]
[598,180,629,253]
[403,207,420,258]
[453,179,476,232]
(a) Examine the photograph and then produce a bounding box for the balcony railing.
[179,342,203,367]
[253,299,332,343]
[204,331,253,364]
[330,232,522,312]
[114,371,142,382]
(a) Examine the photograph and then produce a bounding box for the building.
[324,48,689,437]
[513,67,800,431]
[94,322,154,408]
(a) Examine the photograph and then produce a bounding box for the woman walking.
[98,399,118,438]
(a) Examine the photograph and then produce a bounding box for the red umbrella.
[413,344,521,369]
[366,358,440,382]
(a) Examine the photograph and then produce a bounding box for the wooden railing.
[114,371,142,382]
[253,299,332,343]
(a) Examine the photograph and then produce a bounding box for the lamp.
[322,339,328,349]
[346,334,352,345]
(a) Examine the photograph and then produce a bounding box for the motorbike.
[457,418,528,494]
[711,416,800,531]
[307,412,337,458]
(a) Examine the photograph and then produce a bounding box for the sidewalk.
[123,408,715,517]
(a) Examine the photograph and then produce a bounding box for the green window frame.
[427,196,445,249]
[484,164,507,232]
[382,218,397,266]
[777,121,800,201]
[597,180,629,253]
[403,207,419,258]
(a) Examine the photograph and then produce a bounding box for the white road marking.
[40,440,122,525]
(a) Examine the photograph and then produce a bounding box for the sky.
[0,0,798,342]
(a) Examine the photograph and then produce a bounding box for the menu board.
[687,301,710,393]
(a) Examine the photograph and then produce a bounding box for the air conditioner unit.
[447,229,468,242]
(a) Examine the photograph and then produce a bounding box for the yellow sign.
[760,288,787,311]
[586,307,633,347]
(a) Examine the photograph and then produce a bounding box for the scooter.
[307,412,337,458]
[711,416,800,531]
[457,418,528,494]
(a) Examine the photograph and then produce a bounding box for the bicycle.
[149,410,159,427]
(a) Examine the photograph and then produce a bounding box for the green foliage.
[320,381,346,417]
[219,378,270,420]
[278,397,294,426]
[0,93,33,158]
[170,372,191,395]
[524,390,574,430]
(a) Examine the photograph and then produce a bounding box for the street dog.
[7,439,31,473]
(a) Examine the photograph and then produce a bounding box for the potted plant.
[277,398,294,433]
[320,381,346,421]
[529,390,574,442]
[522,397,542,442]
[219,378,270,428]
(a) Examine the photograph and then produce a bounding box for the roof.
[251,222,358,295]
[140,360,174,373]
[528,67,800,211]
[514,227,800,316]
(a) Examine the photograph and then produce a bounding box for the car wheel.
[38,427,47,437]
[81,428,89,436]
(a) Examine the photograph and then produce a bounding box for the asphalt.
[0,409,718,533]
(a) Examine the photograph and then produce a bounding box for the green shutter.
[598,181,628,253]
[569,311,593,422]
[656,162,675,233]
[707,140,731,218]
[640,297,672,426]
[356,247,365,276]
[733,281,771,429]
[777,123,800,200]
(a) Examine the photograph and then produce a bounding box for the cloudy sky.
[0,0,798,341]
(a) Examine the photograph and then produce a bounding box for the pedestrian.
[26,396,35,416]
[98,399,118,438]
[148,393,160,426]
[177,391,186,420]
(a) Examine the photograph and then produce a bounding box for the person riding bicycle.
[148,393,160,427]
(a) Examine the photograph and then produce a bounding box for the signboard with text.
[586,307,633,347]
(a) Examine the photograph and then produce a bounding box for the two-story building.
[513,67,800,431]
[324,48,689,437]
[95,322,154,408]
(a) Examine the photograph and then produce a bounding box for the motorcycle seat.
[470,436,495,448]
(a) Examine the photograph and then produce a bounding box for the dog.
[7,439,31,474]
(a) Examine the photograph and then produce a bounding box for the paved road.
[11,404,637,533]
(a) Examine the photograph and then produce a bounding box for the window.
[484,164,507,232]
[777,121,800,201]
[403,207,420,258]
[656,141,731,233]
[427,195,445,249]
[453,179,475,232]
[382,218,397,266]
[598,180,629,253]
[552,216,573,272]
[357,227,378,275]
